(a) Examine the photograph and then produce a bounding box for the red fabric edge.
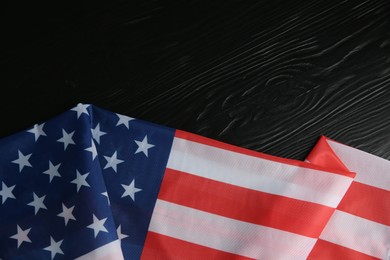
[306,136,351,173]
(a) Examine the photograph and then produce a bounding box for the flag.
[305,136,390,259]
[0,103,355,259]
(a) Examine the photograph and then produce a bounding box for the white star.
[134,135,155,157]
[57,129,75,150]
[27,193,47,215]
[27,123,46,141]
[121,179,142,201]
[103,151,124,173]
[116,114,134,129]
[71,170,90,192]
[91,123,106,144]
[12,150,32,172]
[116,225,129,240]
[57,203,76,226]
[43,161,61,183]
[0,182,16,204]
[101,192,110,205]
[71,103,90,119]
[85,140,98,160]
[10,225,31,248]
[87,214,108,238]
[44,236,64,259]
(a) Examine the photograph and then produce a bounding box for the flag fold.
[0,103,385,259]
[306,136,390,260]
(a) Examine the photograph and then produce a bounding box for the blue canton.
[0,104,175,259]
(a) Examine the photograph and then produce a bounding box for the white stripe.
[320,210,390,259]
[149,199,316,259]
[328,140,390,190]
[167,137,353,208]
[76,240,124,260]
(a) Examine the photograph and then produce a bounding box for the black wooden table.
[1,0,389,160]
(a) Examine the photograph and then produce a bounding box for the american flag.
[0,103,355,259]
[306,136,390,259]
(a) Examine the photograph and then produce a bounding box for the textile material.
[142,130,354,259]
[306,136,390,259]
[0,104,355,259]
[0,104,175,259]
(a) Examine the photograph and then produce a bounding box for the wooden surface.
[1,0,390,160]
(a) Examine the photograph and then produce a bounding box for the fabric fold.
[0,103,356,259]
[305,136,390,260]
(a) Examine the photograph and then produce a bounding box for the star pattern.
[0,104,173,259]
[27,123,47,141]
[44,237,64,259]
[12,150,32,172]
[27,193,47,215]
[0,181,16,204]
[87,214,108,238]
[116,224,128,240]
[43,161,61,183]
[121,179,142,201]
[57,203,76,225]
[71,103,90,119]
[103,151,124,172]
[116,114,134,129]
[71,170,90,192]
[57,129,75,150]
[85,140,98,160]
[91,123,106,144]
[10,225,32,248]
[134,135,155,157]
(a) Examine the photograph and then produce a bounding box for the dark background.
[1,0,390,160]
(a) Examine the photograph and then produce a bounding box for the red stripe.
[307,239,380,260]
[306,135,350,172]
[337,181,390,225]
[158,168,334,238]
[141,232,253,260]
[175,130,355,177]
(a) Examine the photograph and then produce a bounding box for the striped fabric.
[141,131,355,259]
[3,103,385,259]
[306,136,390,259]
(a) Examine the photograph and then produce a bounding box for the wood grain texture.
[0,0,389,160]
